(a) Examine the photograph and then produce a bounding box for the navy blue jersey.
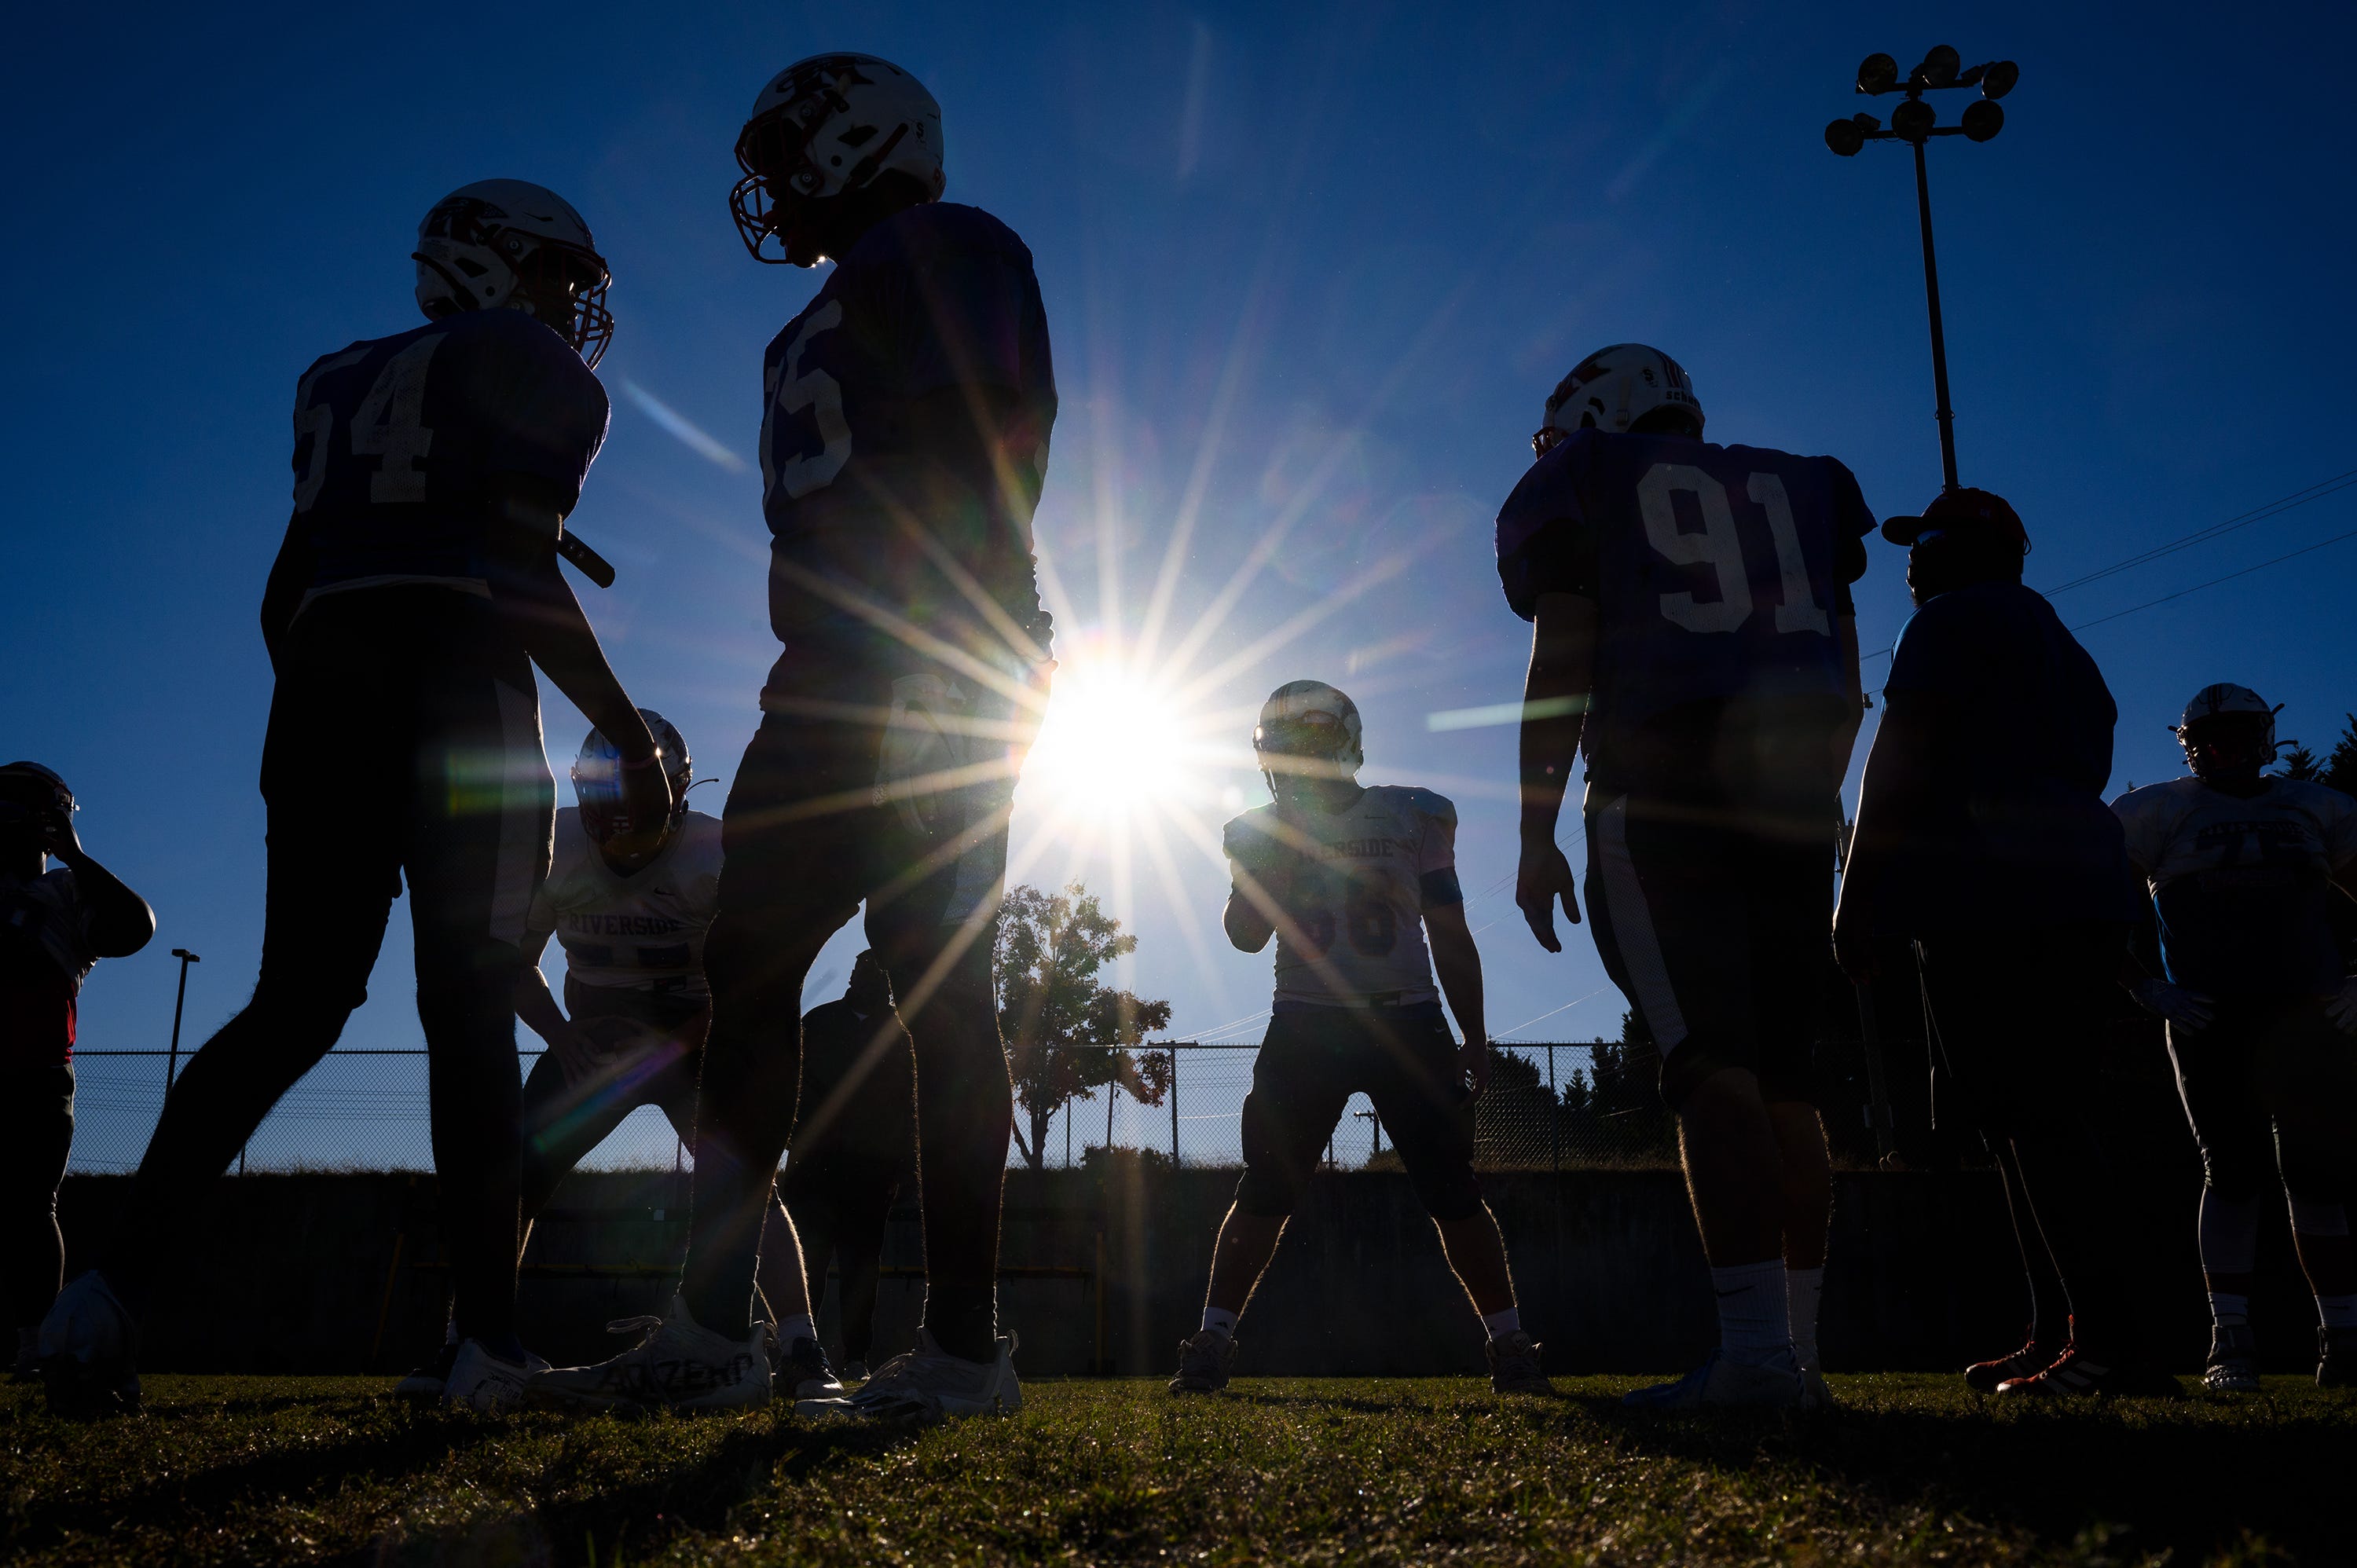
[287,308,608,606]
[759,202,1056,663]
[1495,429,1872,790]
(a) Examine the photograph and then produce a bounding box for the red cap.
[1880,486,2029,550]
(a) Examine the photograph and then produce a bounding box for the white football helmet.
[2172,683,2282,778]
[731,53,946,265]
[573,709,692,847]
[1254,680,1365,799]
[412,179,614,367]
[1532,344,1704,456]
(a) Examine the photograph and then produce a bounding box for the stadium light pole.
[1825,46,2018,493]
[164,947,200,1094]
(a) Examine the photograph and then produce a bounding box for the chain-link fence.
[66,1040,1677,1176]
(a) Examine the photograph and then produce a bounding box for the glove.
[2128,976,2215,1031]
[2326,976,2357,1035]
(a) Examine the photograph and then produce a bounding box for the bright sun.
[1021,656,1217,826]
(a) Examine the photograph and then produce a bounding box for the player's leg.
[2259,1006,2357,1384]
[1585,794,1800,1407]
[3,1064,73,1377]
[832,1170,897,1375]
[2166,1010,2267,1390]
[1929,927,2173,1396]
[1172,1013,1348,1394]
[1362,1004,1550,1393]
[1750,834,1835,1388]
[402,639,552,1408]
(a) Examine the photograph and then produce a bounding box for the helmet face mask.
[730,53,946,266]
[412,181,614,367]
[1532,343,1704,457]
[2172,684,2281,780]
[0,762,73,859]
[1253,681,1364,809]
[573,710,693,853]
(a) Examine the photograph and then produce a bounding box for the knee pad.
[2288,1194,2352,1237]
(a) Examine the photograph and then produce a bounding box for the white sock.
[1786,1266,1824,1372]
[2318,1295,2357,1330]
[1481,1306,1521,1339]
[1710,1259,1792,1368]
[778,1314,819,1346]
[1200,1306,1239,1340]
[2209,1291,2250,1329]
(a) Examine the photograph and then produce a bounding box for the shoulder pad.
[1385,786,1457,830]
[1222,808,1275,859]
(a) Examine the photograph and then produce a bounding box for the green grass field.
[0,1373,2347,1565]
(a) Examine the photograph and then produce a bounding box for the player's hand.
[1457,1035,1491,1100]
[37,807,83,863]
[2326,976,2357,1035]
[1516,836,1580,953]
[2128,976,2215,1032]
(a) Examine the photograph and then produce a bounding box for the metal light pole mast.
[1826,46,2018,495]
[165,947,200,1094]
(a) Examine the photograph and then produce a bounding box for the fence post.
[1105,1068,1115,1152]
[1168,1046,1180,1166]
[1547,1042,1559,1174]
[165,947,200,1095]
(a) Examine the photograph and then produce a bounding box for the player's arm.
[1223,868,1278,953]
[483,475,670,849]
[1424,898,1489,1097]
[1516,591,1596,952]
[42,811,154,959]
[258,516,317,671]
[1834,613,1864,772]
[512,927,597,1083]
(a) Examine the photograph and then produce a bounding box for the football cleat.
[1963,1329,2058,1394]
[1485,1330,1553,1395]
[38,1270,141,1417]
[1532,343,1704,456]
[443,1340,545,1413]
[806,1328,1021,1421]
[1622,1348,1803,1412]
[771,1328,845,1401]
[527,1296,771,1415]
[841,1360,871,1383]
[394,1343,461,1403]
[412,180,613,366]
[1996,1342,2183,1399]
[2319,1325,2357,1389]
[2202,1324,2260,1394]
[1168,1330,1237,1395]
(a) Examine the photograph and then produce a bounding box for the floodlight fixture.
[1857,53,1900,94]
[1820,42,2018,492]
[1961,100,2005,143]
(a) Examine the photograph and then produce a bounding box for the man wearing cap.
[1835,488,2168,1397]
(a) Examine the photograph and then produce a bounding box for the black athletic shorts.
[1582,791,1833,1110]
[2165,998,2357,1200]
[720,639,1049,993]
[260,588,553,1008]
[1234,1001,1481,1222]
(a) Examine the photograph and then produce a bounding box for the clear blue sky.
[10,3,2357,1138]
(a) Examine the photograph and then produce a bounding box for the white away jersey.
[2110,775,2357,998]
[527,808,723,996]
[1224,785,1464,1008]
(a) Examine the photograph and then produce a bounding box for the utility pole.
[164,947,200,1094]
[1825,46,2018,493]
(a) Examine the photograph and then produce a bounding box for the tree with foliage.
[2280,713,2357,796]
[993,881,1175,1171]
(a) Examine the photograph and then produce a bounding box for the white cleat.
[527,1295,772,1415]
[1623,1348,1805,1411]
[801,1328,1021,1421]
[38,1270,141,1416]
[442,1339,546,1412]
[1799,1367,1838,1410]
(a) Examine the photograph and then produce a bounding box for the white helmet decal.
[413,178,614,367]
[1534,343,1704,456]
[731,53,946,264]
